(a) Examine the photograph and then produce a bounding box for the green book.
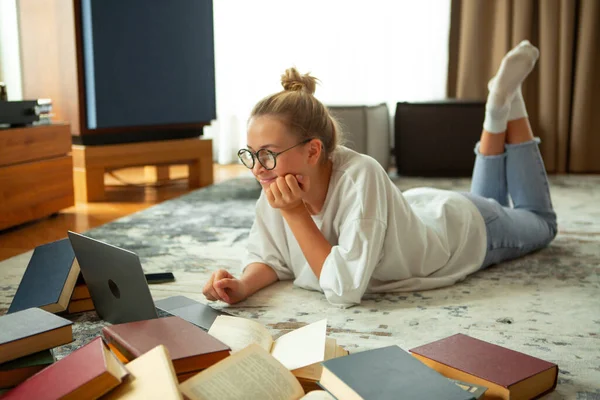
[0,350,55,389]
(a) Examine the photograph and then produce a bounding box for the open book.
[293,337,349,392]
[208,316,327,371]
[180,344,335,400]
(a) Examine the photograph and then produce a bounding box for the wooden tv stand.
[72,137,213,203]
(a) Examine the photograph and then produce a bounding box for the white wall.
[0,0,23,100]
[211,0,452,163]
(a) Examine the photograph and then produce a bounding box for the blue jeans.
[461,138,557,269]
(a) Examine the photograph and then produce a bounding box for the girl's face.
[245,116,312,189]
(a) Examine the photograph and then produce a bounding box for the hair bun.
[281,67,317,95]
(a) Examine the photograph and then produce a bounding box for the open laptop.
[67,231,158,324]
[67,231,230,327]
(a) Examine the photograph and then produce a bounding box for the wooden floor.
[0,164,250,262]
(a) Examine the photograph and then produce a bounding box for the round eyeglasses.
[237,139,312,170]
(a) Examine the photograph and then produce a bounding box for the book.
[107,343,129,364]
[208,316,327,371]
[449,378,488,400]
[8,239,81,314]
[293,337,348,392]
[0,350,55,389]
[102,316,230,374]
[67,298,95,314]
[106,341,204,383]
[103,345,182,400]
[154,295,231,331]
[2,337,128,400]
[319,345,477,400]
[409,333,559,400]
[180,344,336,400]
[0,308,73,364]
[175,370,199,384]
[71,283,91,301]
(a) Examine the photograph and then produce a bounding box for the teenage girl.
[203,41,556,308]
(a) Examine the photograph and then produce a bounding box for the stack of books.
[7,238,93,316]
[1,337,183,399]
[0,99,53,126]
[0,308,73,392]
[68,275,95,314]
[33,99,53,125]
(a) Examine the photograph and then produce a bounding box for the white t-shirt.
[243,146,487,308]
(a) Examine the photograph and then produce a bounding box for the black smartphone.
[145,272,175,284]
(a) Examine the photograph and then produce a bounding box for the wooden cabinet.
[0,124,74,230]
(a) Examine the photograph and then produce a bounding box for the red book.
[102,316,230,374]
[409,333,558,400]
[2,337,127,400]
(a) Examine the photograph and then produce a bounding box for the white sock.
[508,86,528,121]
[488,78,529,122]
[483,40,539,133]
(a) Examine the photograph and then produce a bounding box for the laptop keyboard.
[155,307,173,318]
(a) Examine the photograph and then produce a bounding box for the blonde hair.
[250,67,343,161]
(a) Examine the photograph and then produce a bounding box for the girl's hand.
[203,269,248,304]
[265,174,309,211]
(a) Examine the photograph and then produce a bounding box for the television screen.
[80,0,216,130]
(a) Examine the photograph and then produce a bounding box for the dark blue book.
[8,239,80,314]
[319,345,476,400]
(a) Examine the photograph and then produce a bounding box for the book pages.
[271,319,327,371]
[207,316,273,353]
[180,344,305,400]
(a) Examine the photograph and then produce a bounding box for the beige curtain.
[448,0,600,173]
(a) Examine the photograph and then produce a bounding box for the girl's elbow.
[323,287,364,308]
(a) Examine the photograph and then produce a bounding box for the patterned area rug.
[1,175,599,399]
